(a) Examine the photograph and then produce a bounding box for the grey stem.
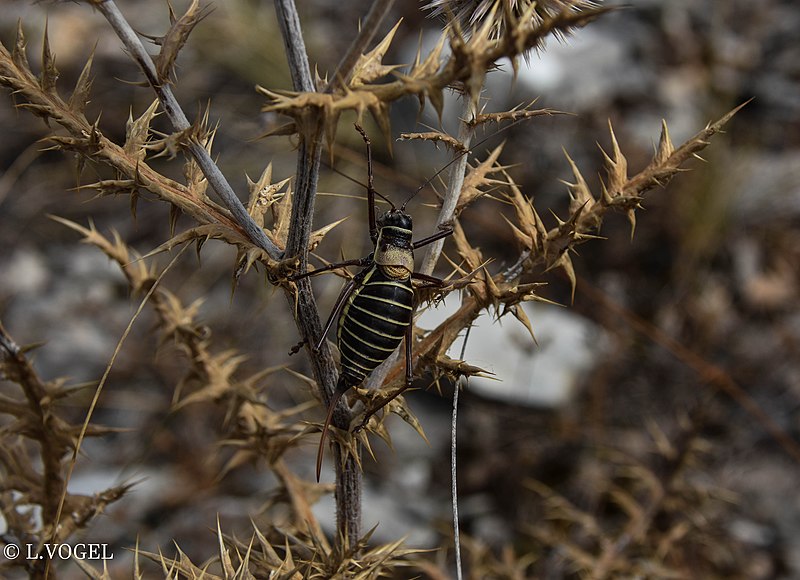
[452,376,464,580]
[275,0,403,551]
[425,97,478,578]
[326,0,396,93]
[96,0,281,259]
[274,0,315,93]
[420,97,478,276]
[451,326,471,580]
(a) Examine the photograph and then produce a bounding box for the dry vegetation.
[1,0,798,578]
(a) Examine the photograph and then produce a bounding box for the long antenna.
[323,160,395,207]
[399,116,529,210]
[326,116,530,211]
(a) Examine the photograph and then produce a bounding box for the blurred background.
[2,0,799,577]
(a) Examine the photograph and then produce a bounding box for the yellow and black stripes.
[337,266,413,388]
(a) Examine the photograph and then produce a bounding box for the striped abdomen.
[337,265,413,388]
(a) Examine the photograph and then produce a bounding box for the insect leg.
[288,340,306,356]
[357,322,416,431]
[412,225,454,250]
[314,278,357,351]
[354,124,379,245]
[316,386,346,482]
[289,261,364,356]
[404,320,413,388]
[411,272,447,287]
[289,257,372,281]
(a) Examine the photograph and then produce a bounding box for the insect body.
[337,213,415,391]
[293,125,452,481]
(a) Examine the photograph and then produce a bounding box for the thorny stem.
[326,0,396,93]
[100,0,360,549]
[274,0,315,94]
[263,7,612,135]
[420,97,477,275]
[0,322,65,532]
[96,0,281,259]
[274,0,404,550]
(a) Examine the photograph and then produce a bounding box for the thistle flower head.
[424,0,602,38]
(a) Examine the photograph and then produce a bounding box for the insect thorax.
[375,246,413,279]
[375,210,414,278]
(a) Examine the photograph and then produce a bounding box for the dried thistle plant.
[0,0,750,578]
[1,321,131,578]
[521,413,752,579]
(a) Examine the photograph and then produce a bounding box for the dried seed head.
[424,0,601,37]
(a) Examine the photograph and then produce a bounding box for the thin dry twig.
[95,1,281,258]
[326,0,397,93]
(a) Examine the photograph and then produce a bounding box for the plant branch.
[95,0,281,259]
[274,0,362,549]
[0,321,65,528]
[261,4,611,143]
[420,97,478,276]
[0,39,245,233]
[326,0,396,93]
[274,0,315,93]
[377,107,746,409]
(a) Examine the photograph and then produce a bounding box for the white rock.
[418,297,606,408]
